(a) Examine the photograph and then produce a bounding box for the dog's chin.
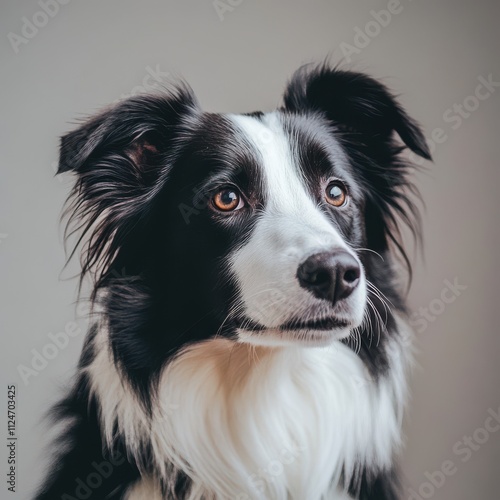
[236,322,355,347]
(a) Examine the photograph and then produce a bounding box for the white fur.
[228,113,367,346]
[86,319,411,500]
[83,112,412,498]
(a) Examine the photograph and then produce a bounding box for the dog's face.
[166,111,367,346]
[59,67,430,365]
[152,109,370,347]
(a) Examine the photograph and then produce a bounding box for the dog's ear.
[59,86,198,288]
[59,86,197,175]
[282,65,431,160]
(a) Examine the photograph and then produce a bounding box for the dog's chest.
[144,339,405,499]
[89,330,406,499]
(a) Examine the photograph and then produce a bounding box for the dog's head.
[60,65,430,381]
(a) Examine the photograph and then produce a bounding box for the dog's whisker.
[353,247,385,262]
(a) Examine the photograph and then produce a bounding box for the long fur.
[36,64,430,500]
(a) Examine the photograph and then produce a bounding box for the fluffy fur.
[36,64,430,500]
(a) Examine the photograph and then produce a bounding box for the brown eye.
[325,181,348,207]
[212,187,244,212]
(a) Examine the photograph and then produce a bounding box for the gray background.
[1,0,499,499]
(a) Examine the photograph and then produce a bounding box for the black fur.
[36,65,430,499]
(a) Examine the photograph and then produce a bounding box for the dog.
[35,64,430,500]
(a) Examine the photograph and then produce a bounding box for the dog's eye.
[325,181,348,207]
[212,187,244,212]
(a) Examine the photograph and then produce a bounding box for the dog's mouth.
[279,316,350,331]
[233,315,351,332]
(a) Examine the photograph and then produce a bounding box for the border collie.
[36,64,430,500]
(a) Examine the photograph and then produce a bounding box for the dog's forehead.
[228,112,296,189]
[225,111,352,197]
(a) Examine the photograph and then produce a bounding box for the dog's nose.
[297,250,361,303]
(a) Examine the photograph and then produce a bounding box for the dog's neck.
[86,324,410,499]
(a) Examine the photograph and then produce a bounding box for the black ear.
[59,85,197,174]
[59,85,198,289]
[283,65,431,160]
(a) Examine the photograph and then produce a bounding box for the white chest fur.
[87,329,410,500]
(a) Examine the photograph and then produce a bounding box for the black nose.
[297,250,361,303]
